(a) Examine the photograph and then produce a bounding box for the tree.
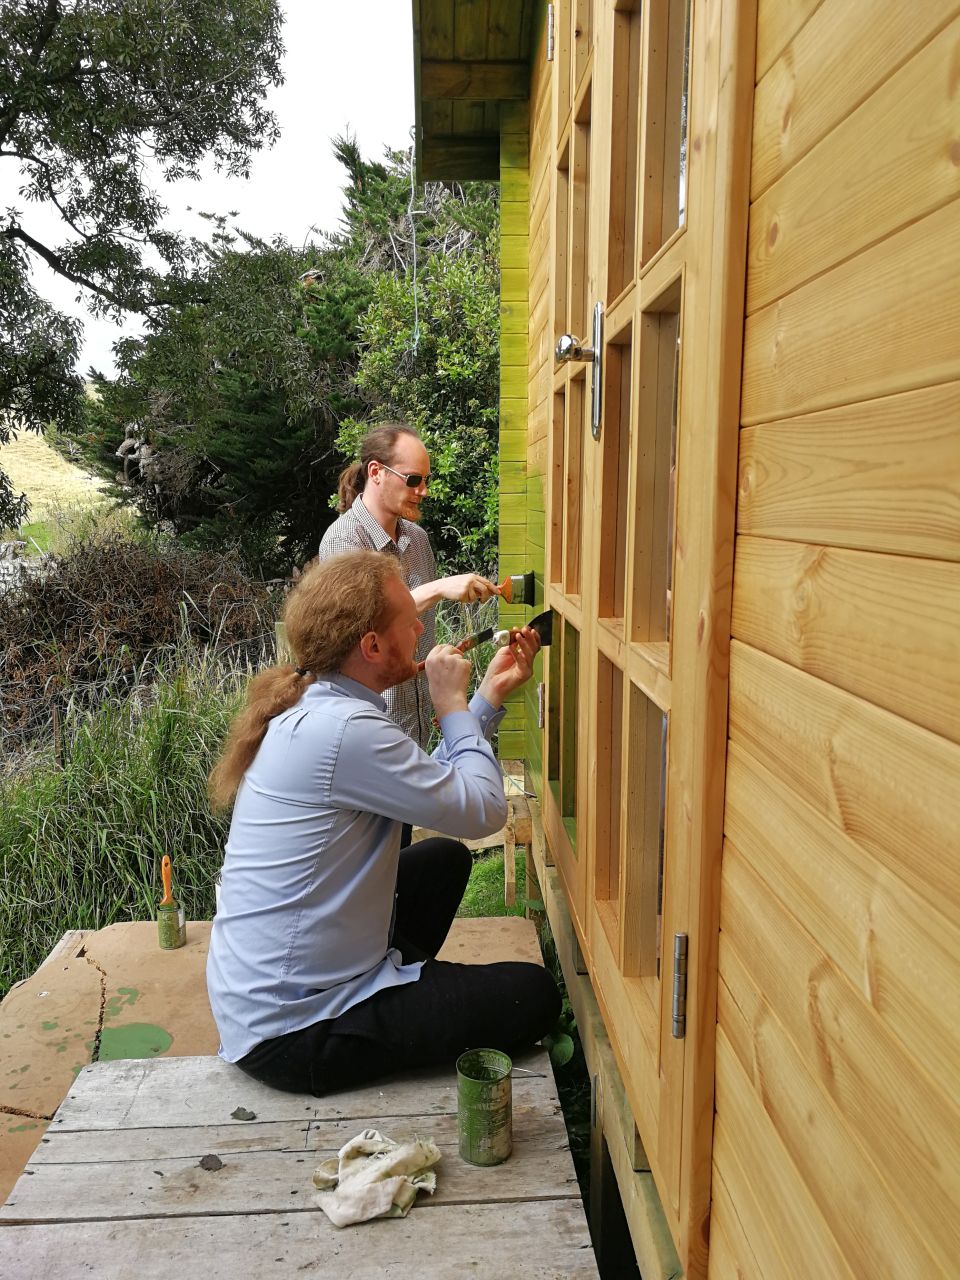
[0,0,284,527]
[69,231,371,574]
[66,138,502,576]
[330,141,501,574]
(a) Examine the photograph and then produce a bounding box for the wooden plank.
[737,381,960,560]
[712,1033,856,1280]
[487,0,522,60]
[724,737,960,1091]
[421,136,500,179]
[418,0,455,58]
[754,0,822,81]
[752,0,957,196]
[4,1136,578,1223]
[730,536,960,744]
[454,0,489,61]
[721,849,960,1276]
[728,641,960,929]
[741,199,960,424]
[0,1201,599,1279]
[532,835,682,1280]
[44,1054,550,1133]
[748,17,960,310]
[708,1161,767,1280]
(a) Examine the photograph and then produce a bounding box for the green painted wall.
[497,101,532,765]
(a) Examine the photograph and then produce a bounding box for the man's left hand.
[476,626,541,708]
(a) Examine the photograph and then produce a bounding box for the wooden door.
[542,0,755,1269]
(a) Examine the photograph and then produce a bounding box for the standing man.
[319,423,498,749]
[206,551,560,1095]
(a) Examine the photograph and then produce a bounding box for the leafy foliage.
[0,0,284,526]
[68,233,370,571]
[331,143,502,575]
[0,524,276,755]
[65,138,502,575]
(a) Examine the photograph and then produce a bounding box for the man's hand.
[425,643,473,717]
[476,626,541,709]
[411,573,499,612]
[439,573,499,604]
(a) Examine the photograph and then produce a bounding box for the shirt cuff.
[468,692,507,740]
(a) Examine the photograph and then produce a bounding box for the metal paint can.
[157,903,186,950]
[456,1048,512,1166]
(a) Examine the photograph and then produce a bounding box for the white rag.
[312,1128,441,1228]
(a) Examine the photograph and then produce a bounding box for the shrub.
[0,529,277,755]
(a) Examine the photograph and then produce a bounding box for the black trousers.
[237,837,561,1096]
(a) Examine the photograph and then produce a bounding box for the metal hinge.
[546,3,555,61]
[671,933,688,1038]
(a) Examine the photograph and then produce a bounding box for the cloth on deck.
[312,1128,441,1227]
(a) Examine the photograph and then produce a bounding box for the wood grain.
[728,641,960,927]
[737,381,960,560]
[731,536,960,743]
[741,200,960,425]
[748,17,960,310]
[752,0,957,196]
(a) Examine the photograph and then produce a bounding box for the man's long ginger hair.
[208,551,401,810]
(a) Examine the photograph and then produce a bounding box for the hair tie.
[295,667,309,678]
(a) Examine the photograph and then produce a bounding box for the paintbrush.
[157,854,187,950]
[414,609,554,674]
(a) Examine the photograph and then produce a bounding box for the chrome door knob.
[555,333,595,363]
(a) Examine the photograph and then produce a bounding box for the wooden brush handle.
[160,855,175,907]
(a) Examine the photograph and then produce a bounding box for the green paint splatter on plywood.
[97,1023,172,1061]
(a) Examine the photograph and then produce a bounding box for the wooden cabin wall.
[498,99,535,764]
[712,3,960,1276]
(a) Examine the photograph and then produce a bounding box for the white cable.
[408,134,420,356]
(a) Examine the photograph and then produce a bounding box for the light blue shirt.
[206,673,507,1061]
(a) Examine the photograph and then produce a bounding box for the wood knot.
[768,219,779,248]
[950,139,960,168]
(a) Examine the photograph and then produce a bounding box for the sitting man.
[206,549,560,1095]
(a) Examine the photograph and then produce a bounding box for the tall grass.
[0,646,253,999]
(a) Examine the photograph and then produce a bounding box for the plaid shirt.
[318,495,436,747]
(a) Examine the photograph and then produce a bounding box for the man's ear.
[358,629,381,663]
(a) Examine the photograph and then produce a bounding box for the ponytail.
[208,666,313,810]
[336,461,365,512]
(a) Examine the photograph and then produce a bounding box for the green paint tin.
[456,1048,512,1166]
[157,903,186,950]
[158,853,186,949]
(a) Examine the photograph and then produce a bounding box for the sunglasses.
[380,463,432,489]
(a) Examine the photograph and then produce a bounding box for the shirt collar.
[353,494,412,554]
[311,671,387,712]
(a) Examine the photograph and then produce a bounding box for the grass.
[0,429,104,520]
[458,849,527,919]
[0,648,248,1000]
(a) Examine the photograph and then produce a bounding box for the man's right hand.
[424,643,472,717]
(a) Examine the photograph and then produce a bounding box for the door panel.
[542,0,754,1269]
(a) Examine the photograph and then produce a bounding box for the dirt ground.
[0,432,104,521]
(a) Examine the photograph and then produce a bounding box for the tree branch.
[3,221,130,311]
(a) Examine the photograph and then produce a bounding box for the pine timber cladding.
[411,0,960,1276]
[721,2,960,1279]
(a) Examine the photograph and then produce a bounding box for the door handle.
[555,301,604,440]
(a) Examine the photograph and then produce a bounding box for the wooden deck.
[0,1050,597,1278]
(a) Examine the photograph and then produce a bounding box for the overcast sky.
[2,0,415,375]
